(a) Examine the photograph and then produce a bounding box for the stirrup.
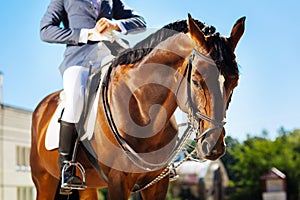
[61,161,87,190]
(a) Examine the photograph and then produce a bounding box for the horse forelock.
[207,35,239,78]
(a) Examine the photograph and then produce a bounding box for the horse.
[30,14,245,200]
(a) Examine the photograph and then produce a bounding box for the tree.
[221,129,300,200]
[221,136,240,184]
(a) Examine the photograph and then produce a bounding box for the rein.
[101,48,226,192]
[102,67,196,171]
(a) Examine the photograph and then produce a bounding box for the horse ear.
[229,16,246,51]
[187,13,208,52]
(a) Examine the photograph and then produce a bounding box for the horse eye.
[192,79,200,87]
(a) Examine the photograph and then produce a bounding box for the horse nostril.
[212,145,225,156]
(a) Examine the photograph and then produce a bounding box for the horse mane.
[112,19,217,67]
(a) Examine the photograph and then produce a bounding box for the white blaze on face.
[218,74,225,98]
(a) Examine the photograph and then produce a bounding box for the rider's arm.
[40,0,146,45]
[112,0,147,34]
[40,0,81,45]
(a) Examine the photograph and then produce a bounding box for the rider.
[40,0,146,192]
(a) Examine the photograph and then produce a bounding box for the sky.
[0,0,299,141]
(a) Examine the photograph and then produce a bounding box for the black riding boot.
[58,120,84,193]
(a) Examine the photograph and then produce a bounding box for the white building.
[170,159,229,200]
[0,104,35,200]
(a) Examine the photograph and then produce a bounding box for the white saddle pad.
[45,63,110,151]
[45,88,100,150]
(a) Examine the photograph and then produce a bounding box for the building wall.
[0,104,35,200]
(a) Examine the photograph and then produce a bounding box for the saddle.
[45,40,128,150]
[78,40,128,140]
[45,60,110,150]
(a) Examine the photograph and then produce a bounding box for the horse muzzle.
[196,127,226,160]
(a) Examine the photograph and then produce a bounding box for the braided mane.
[112,19,217,67]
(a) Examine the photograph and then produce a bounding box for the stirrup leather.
[61,161,87,190]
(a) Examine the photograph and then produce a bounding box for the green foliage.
[98,188,108,200]
[97,129,300,200]
[221,129,300,200]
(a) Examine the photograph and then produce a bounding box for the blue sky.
[0,0,299,141]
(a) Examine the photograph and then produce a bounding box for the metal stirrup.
[61,161,87,190]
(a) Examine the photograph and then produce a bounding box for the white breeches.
[61,66,89,123]
[60,43,114,123]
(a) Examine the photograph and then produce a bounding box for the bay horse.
[30,14,245,200]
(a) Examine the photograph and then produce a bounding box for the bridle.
[101,47,227,191]
[178,48,226,142]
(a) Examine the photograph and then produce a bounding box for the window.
[266,179,284,192]
[17,187,34,200]
[16,146,31,171]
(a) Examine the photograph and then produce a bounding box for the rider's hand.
[95,18,121,34]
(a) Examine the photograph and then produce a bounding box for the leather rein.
[101,48,226,191]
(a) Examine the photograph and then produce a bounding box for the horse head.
[179,14,245,160]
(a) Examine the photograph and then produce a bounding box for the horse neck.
[108,33,194,141]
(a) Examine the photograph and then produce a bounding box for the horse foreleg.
[31,146,59,199]
[32,170,60,200]
[140,175,169,200]
[107,171,131,200]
